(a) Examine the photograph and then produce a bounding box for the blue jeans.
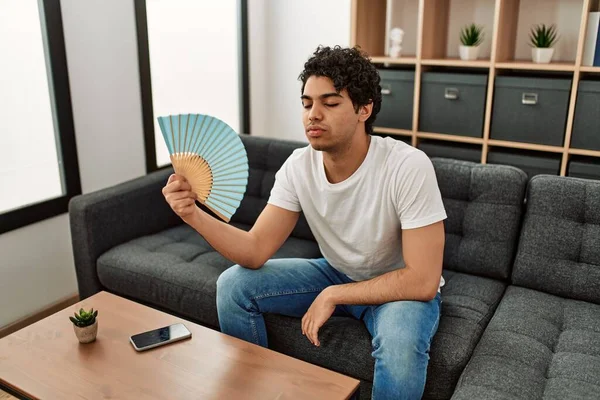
[216,258,441,400]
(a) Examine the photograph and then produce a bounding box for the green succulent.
[529,24,558,48]
[460,23,484,46]
[69,308,98,327]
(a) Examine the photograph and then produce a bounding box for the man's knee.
[216,264,254,304]
[372,299,440,364]
[373,327,429,368]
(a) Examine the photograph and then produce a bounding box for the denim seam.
[371,307,380,352]
[429,296,442,343]
[251,287,327,301]
[250,315,260,344]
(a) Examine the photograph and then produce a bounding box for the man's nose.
[308,104,323,121]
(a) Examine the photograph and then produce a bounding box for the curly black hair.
[298,45,382,135]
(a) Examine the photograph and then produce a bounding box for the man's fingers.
[302,315,310,341]
[166,191,196,202]
[167,174,190,187]
[302,314,321,346]
[174,200,197,215]
[168,174,183,184]
[307,320,316,345]
[168,180,192,192]
[312,327,320,347]
[172,197,197,211]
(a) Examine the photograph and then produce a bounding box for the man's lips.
[307,126,326,137]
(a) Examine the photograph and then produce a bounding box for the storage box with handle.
[376,69,415,130]
[490,76,571,146]
[418,72,488,137]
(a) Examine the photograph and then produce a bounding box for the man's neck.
[323,133,371,184]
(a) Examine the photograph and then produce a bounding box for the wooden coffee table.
[0,291,359,399]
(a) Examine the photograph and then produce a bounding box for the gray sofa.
[69,134,600,399]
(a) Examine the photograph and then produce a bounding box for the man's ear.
[358,102,373,122]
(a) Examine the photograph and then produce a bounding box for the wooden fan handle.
[197,199,231,223]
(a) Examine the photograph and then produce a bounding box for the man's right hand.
[162,174,198,221]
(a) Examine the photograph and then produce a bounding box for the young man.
[162,46,447,399]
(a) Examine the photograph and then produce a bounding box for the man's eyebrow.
[300,92,344,100]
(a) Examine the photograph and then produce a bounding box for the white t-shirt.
[267,135,447,287]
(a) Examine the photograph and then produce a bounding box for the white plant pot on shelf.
[459,45,479,61]
[532,48,554,63]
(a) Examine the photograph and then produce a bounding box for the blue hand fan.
[157,113,248,223]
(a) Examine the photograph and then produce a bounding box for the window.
[135,0,250,172]
[0,0,81,235]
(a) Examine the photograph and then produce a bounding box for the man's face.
[301,76,363,152]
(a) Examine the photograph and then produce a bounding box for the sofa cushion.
[512,175,600,304]
[234,135,315,241]
[452,286,600,400]
[263,269,506,400]
[432,158,528,281]
[425,270,506,399]
[96,223,322,327]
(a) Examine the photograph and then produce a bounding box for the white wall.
[249,0,352,142]
[0,0,145,328]
[61,0,146,194]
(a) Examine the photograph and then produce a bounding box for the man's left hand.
[301,289,336,347]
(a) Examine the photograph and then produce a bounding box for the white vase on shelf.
[459,45,480,61]
[532,47,554,63]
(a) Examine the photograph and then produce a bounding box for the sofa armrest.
[68,167,182,299]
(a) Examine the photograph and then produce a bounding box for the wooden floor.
[0,389,16,399]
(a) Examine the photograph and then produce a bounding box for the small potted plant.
[459,23,484,61]
[529,24,558,63]
[70,308,98,343]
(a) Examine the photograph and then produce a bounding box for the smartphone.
[129,323,192,351]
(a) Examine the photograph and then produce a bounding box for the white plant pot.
[532,48,554,64]
[73,320,98,343]
[459,45,479,61]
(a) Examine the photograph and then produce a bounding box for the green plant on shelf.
[529,24,558,48]
[460,23,484,46]
[69,308,98,327]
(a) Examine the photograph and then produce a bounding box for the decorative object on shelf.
[529,24,559,63]
[582,12,600,66]
[389,27,404,58]
[459,23,484,61]
[157,113,249,223]
[70,308,98,343]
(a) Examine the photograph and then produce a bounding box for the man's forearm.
[325,266,439,306]
[186,208,261,269]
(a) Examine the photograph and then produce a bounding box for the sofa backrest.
[512,175,600,304]
[232,134,315,241]
[432,158,528,281]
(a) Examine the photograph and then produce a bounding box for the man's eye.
[303,104,312,109]
[325,103,339,107]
